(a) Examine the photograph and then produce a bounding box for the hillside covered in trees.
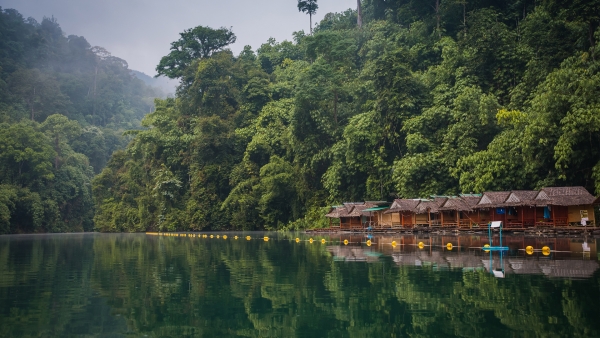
[2,0,600,234]
[93,0,600,232]
[0,8,166,233]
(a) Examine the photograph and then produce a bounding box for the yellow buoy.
[391,241,397,248]
[343,239,349,245]
[264,236,269,242]
[525,245,534,255]
[309,238,314,243]
[216,235,220,239]
[203,234,207,238]
[366,240,372,246]
[542,246,551,256]
[483,244,490,252]
[446,243,453,250]
[295,238,300,243]
[321,239,326,244]
[234,236,238,240]
[210,235,214,238]
[246,236,251,240]
[223,235,227,240]
[418,242,424,249]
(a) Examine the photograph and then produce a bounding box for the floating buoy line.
[145,232,387,247]
[145,233,570,257]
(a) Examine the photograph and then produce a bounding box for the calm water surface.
[1,232,600,337]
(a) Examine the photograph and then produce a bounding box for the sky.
[1,0,357,76]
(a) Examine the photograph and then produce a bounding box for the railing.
[555,217,568,227]
[429,219,442,227]
[458,220,470,228]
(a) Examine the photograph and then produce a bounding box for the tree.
[41,114,82,169]
[357,0,363,28]
[156,26,236,79]
[298,0,318,34]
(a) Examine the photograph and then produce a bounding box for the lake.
[1,232,599,337]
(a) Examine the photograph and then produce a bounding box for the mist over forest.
[1,0,600,233]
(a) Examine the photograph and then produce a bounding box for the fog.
[1,0,357,76]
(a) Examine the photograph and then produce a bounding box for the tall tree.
[357,0,363,28]
[156,26,236,79]
[297,0,319,34]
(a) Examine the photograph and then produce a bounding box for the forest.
[0,8,166,233]
[2,0,600,233]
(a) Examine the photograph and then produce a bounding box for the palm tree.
[297,0,318,34]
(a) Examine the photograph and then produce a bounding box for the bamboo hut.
[474,191,511,226]
[414,197,447,227]
[438,197,478,228]
[500,190,539,228]
[324,205,346,228]
[325,203,362,229]
[534,187,598,226]
[362,201,391,228]
[384,199,421,228]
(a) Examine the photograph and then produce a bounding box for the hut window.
[496,208,506,215]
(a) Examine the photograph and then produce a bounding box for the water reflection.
[326,234,599,279]
[0,233,599,337]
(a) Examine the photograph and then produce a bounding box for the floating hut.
[534,187,598,226]
[438,195,482,228]
[383,199,421,228]
[323,186,599,231]
[474,190,538,228]
[363,201,394,228]
[414,197,447,227]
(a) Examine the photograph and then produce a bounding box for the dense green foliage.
[0,8,166,233]
[93,0,600,232]
[1,234,600,337]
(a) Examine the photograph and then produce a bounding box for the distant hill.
[131,70,177,97]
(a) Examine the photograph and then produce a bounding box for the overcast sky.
[1,0,357,76]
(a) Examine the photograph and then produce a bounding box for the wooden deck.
[307,225,600,236]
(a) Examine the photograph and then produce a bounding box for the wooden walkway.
[307,226,600,236]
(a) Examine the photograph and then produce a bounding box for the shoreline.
[306,226,600,238]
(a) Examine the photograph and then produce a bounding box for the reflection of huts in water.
[509,258,599,279]
[386,245,599,279]
[327,246,381,262]
[392,251,451,269]
[445,254,487,269]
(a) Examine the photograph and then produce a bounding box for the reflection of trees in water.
[0,234,599,337]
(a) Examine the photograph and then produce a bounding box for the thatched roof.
[501,190,539,207]
[475,191,511,208]
[536,186,597,206]
[384,199,420,214]
[343,202,364,213]
[325,206,348,218]
[347,204,370,217]
[461,195,482,208]
[414,197,447,214]
[439,197,473,212]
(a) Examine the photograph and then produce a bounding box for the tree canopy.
[156,26,236,79]
[3,1,600,233]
